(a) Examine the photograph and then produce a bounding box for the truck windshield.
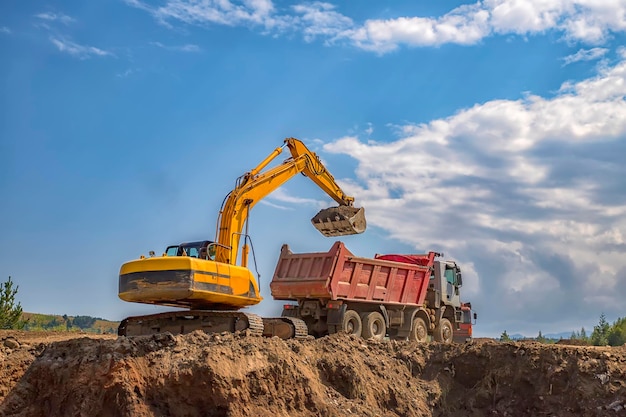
[444,268,456,285]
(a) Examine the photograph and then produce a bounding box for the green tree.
[62,314,73,330]
[591,313,610,346]
[500,330,511,341]
[536,330,546,343]
[607,327,625,346]
[607,317,626,346]
[72,315,96,329]
[44,318,54,329]
[580,327,587,340]
[0,276,25,329]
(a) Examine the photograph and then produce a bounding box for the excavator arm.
[215,137,366,266]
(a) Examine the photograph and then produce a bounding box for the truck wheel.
[361,312,386,340]
[408,317,428,343]
[341,310,362,336]
[434,318,453,343]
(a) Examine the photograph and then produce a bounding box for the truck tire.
[341,310,362,336]
[361,312,386,340]
[408,317,428,343]
[434,318,453,343]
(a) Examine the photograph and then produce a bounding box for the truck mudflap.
[311,206,366,237]
[118,310,264,337]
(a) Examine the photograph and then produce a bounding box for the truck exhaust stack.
[311,206,366,237]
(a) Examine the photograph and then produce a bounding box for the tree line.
[0,276,116,333]
[500,313,626,346]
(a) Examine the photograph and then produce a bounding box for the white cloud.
[35,12,75,25]
[125,0,626,53]
[344,0,626,52]
[266,188,324,206]
[0,26,10,34]
[258,200,293,210]
[323,56,626,335]
[259,188,326,210]
[116,68,139,78]
[562,47,608,66]
[128,0,289,30]
[150,41,202,52]
[364,123,374,136]
[291,2,353,42]
[487,0,569,34]
[123,0,152,12]
[344,3,491,52]
[50,37,113,59]
[178,44,201,52]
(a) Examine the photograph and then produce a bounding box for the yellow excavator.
[118,137,366,338]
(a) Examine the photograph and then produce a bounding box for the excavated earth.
[0,330,625,417]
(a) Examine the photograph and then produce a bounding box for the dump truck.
[270,241,476,342]
[118,138,366,338]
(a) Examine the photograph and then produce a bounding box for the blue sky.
[2,0,626,338]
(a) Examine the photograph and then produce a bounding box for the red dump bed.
[270,241,437,307]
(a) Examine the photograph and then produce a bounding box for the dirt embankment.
[0,330,625,417]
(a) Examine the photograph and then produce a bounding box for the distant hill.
[21,313,119,334]
[509,332,574,341]
[544,332,574,340]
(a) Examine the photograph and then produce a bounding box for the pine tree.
[591,313,610,346]
[0,276,25,329]
[500,330,511,341]
[536,330,546,343]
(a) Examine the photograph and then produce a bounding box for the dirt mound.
[1,331,625,416]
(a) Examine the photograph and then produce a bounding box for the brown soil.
[1,330,625,417]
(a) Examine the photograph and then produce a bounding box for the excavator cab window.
[185,247,199,257]
[165,243,204,257]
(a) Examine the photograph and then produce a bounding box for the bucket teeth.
[311,206,366,237]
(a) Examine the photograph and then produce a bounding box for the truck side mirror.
[456,272,463,286]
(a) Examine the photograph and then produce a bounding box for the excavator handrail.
[214,137,357,266]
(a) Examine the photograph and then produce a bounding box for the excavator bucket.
[311,206,366,237]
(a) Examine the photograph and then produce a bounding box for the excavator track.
[280,317,309,338]
[260,316,309,339]
[118,310,265,337]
